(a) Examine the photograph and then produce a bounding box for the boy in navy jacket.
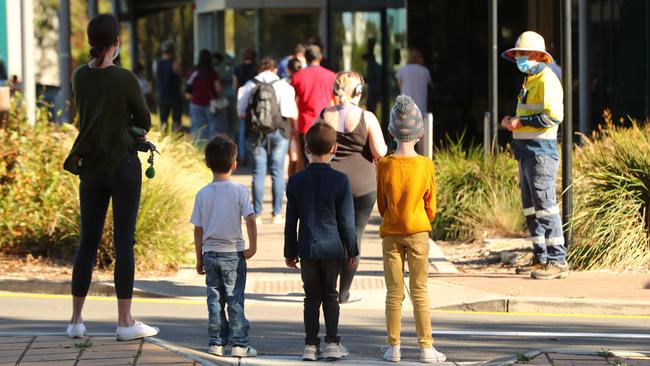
[284,123,358,361]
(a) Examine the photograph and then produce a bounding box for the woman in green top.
[64,14,158,341]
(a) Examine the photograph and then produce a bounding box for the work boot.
[515,258,545,276]
[531,262,569,280]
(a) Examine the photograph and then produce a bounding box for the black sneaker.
[515,258,546,275]
[531,262,569,280]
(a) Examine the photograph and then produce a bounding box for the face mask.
[112,46,120,61]
[516,56,541,74]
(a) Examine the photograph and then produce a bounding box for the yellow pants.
[382,232,433,348]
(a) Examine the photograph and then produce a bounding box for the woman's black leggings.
[71,153,141,299]
[338,191,377,303]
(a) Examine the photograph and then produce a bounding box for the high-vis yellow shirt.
[513,64,564,159]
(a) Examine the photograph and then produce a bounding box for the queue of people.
[64,14,566,364]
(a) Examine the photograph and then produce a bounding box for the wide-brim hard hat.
[501,31,553,63]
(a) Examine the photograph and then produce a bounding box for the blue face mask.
[516,56,542,74]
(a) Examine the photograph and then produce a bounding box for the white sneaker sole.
[420,356,447,363]
[116,327,159,341]
[323,351,342,360]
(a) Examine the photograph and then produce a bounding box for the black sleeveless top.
[325,106,376,197]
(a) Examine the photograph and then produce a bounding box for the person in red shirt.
[186,49,224,141]
[291,45,336,166]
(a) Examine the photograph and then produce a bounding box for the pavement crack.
[132,339,145,365]
[14,335,36,365]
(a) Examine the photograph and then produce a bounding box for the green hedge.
[432,137,526,241]
[0,102,210,271]
[570,118,650,270]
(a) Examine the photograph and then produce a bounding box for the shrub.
[0,101,210,271]
[432,137,526,241]
[569,114,650,271]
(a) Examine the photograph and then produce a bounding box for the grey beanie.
[389,95,425,141]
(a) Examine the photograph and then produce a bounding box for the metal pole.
[58,0,71,123]
[111,0,118,14]
[483,112,490,161]
[21,0,35,124]
[578,0,589,135]
[129,16,138,69]
[88,0,98,18]
[561,0,573,249]
[489,0,498,155]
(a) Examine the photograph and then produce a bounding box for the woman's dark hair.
[242,47,256,63]
[87,14,120,61]
[288,57,302,74]
[196,49,213,78]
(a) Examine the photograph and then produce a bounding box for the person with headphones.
[314,71,388,304]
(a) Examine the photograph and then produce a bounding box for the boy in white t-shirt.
[190,133,258,358]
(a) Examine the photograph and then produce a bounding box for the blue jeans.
[247,130,289,216]
[204,252,250,347]
[190,103,227,141]
[238,119,247,161]
[518,155,566,264]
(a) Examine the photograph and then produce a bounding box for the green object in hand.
[145,166,155,179]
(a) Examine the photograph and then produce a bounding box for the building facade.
[193,0,406,126]
[115,0,650,144]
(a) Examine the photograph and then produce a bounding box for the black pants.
[301,258,341,346]
[339,191,376,302]
[71,153,142,299]
[159,102,182,131]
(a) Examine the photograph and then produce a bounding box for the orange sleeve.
[376,160,386,217]
[424,161,436,221]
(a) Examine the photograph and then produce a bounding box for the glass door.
[332,8,406,126]
[332,11,382,114]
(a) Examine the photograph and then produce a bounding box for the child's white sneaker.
[115,320,159,341]
[339,343,349,358]
[231,345,257,357]
[420,347,446,363]
[302,345,321,361]
[322,343,344,361]
[207,345,224,356]
[66,323,86,339]
[382,344,401,362]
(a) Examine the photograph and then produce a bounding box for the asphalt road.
[2,293,649,363]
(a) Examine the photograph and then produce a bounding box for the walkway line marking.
[2,292,650,320]
[432,330,650,339]
[433,309,650,320]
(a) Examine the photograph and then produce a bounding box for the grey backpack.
[245,80,283,135]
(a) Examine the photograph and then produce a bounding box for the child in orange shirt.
[376,95,445,363]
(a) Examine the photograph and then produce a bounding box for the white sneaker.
[231,345,257,357]
[66,323,86,339]
[322,343,343,360]
[420,347,446,363]
[302,345,321,361]
[339,343,350,358]
[255,216,263,225]
[382,344,401,362]
[208,345,224,356]
[115,320,159,341]
[272,215,285,225]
